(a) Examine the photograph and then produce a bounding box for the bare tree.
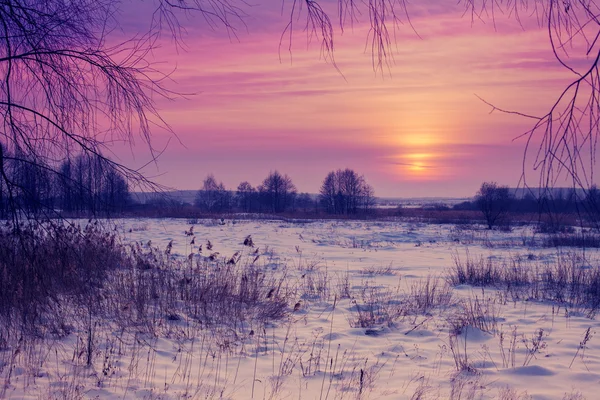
[319,169,374,215]
[584,185,600,229]
[320,171,337,214]
[361,183,376,214]
[236,181,256,213]
[100,168,130,214]
[0,0,167,221]
[195,174,230,213]
[476,182,512,229]
[56,154,130,215]
[9,149,52,214]
[296,192,314,213]
[259,171,297,213]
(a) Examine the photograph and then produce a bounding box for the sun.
[383,111,458,179]
[408,162,425,172]
[404,153,435,176]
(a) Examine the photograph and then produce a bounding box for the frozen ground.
[3,218,600,399]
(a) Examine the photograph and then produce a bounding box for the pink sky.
[112,1,586,198]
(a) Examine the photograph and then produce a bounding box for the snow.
[2,218,600,399]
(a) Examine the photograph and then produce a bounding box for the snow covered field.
[3,218,600,399]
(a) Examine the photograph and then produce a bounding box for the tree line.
[456,182,600,230]
[0,144,130,217]
[0,150,375,217]
[192,169,375,215]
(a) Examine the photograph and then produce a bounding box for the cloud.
[392,162,437,169]
[105,0,586,197]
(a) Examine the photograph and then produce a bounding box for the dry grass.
[447,252,600,316]
[348,276,454,329]
[0,221,292,387]
[0,221,396,398]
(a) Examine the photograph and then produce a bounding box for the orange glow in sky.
[114,2,579,197]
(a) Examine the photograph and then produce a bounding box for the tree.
[10,152,53,214]
[584,185,600,229]
[56,154,130,214]
[320,172,337,214]
[195,174,230,213]
[361,184,376,214]
[236,181,257,213]
[319,169,375,215]
[57,158,75,213]
[259,171,296,213]
[296,193,314,213]
[0,0,175,221]
[475,182,512,229]
[101,169,130,214]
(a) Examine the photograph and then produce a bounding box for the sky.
[112,1,586,198]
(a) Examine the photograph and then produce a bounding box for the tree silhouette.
[195,174,230,213]
[56,155,130,215]
[259,171,297,213]
[476,182,512,229]
[319,169,374,215]
[236,181,257,213]
[296,193,314,213]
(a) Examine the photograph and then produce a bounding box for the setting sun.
[408,162,426,172]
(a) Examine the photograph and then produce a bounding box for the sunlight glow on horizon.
[111,2,583,197]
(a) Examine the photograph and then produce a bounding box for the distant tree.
[10,150,53,214]
[453,201,477,211]
[584,185,600,228]
[259,171,296,213]
[586,185,600,207]
[101,169,130,213]
[320,172,337,213]
[475,182,512,229]
[319,169,374,215]
[547,188,577,213]
[195,174,230,213]
[236,181,257,213]
[57,158,74,212]
[56,154,130,214]
[296,193,313,213]
[514,192,539,213]
[196,174,217,211]
[533,188,579,232]
[361,183,376,214]
[339,169,363,214]
[58,155,99,213]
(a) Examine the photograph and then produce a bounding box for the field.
[2,217,600,399]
